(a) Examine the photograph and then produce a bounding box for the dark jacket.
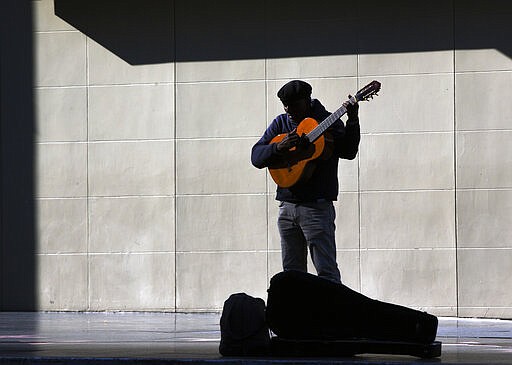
[251,99,360,203]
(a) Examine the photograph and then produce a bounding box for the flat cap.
[277,80,312,103]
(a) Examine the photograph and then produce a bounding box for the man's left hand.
[343,94,359,120]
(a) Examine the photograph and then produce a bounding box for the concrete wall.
[11,0,511,316]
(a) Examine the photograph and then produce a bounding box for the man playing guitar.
[251,80,361,284]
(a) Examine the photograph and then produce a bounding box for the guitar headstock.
[355,80,381,102]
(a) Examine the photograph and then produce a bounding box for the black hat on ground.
[277,80,312,103]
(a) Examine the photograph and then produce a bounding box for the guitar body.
[269,118,331,188]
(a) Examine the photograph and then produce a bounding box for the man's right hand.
[276,128,299,152]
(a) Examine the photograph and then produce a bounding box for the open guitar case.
[265,270,441,359]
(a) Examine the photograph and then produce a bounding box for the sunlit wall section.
[28,0,512,316]
[33,0,176,311]
[454,1,512,319]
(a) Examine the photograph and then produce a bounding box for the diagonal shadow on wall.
[54,0,511,65]
[54,0,173,65]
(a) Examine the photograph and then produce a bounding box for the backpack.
[219,293,271,356]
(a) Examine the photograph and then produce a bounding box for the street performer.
[251,80,360,284]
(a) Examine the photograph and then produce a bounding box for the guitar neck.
[306,96,356,142]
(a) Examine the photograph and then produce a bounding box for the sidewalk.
[1,312,511,364]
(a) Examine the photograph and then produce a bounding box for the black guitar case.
[266,270,441,358]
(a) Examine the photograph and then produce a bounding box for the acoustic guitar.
[268,80,381,188]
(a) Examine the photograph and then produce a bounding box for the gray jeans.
[277,201,341,283]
